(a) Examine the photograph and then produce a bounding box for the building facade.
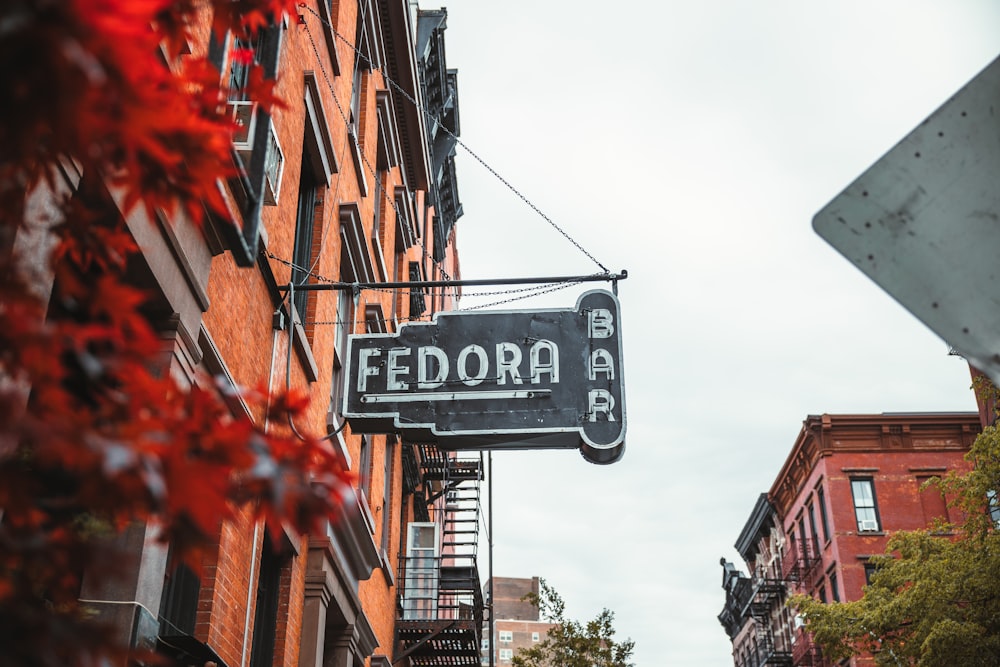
[19,2,485,666]
[719,412,981,667]
[482,577,556,666]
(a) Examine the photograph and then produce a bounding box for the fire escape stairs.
[743,569,793,667]
[781,539,821,590]
[395,445,484,666]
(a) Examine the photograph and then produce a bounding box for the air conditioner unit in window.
[228,100,256,152]
[859,519,879,532]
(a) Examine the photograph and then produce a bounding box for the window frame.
[806,501,821,553]
[816,483,831,543]
[988,489,1000,528]
[851,477,882,532]
[828,568,840,602]
[864,561,879,586]
[291,153,320,324]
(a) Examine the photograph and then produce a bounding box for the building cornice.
[768,412,979,517]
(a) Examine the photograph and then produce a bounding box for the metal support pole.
[279,270,628,292]
[488,450,494,667]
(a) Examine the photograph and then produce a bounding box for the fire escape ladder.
[395,446,484,666]
[744,568,792,667]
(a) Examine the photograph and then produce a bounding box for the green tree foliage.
[792,423,1000,666]
[511,579,635,667]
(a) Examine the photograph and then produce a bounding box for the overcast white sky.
[430,2,1000,664]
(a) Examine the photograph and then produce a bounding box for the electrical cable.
[299,11,455,288]
[297,3,610,274]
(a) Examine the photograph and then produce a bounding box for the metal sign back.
[813,55,1000,383]
[342,290,626,464]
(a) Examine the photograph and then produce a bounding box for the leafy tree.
[512,579,635,667]
[0,2,349,665]
[792,423,1000,666]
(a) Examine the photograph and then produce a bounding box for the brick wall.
[772,413,980,604]
[167,1,461,665]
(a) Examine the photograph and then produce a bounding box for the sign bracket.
[278,270,628,293]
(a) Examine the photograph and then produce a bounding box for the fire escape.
[781,539,828,667]
[744,564,792,667]
[780,538,820,590]
[791,626,830,667]
[395,444,484,666]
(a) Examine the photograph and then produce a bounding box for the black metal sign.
[342,290,626,464]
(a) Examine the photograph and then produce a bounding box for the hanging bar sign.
[342,290,626,464]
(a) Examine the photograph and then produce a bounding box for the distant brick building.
[483,577,556,666]
[31,2,485,666]
[719,412,980,667]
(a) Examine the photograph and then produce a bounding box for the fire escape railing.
[743,566,792,667]
[791,626,830,667]
[781,539,821,589]
[394,445,484,667]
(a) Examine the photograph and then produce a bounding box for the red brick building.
[22,2,485,666]
[719,412,981,667]
[483,577,556,666]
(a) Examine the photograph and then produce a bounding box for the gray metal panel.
[813,55,1000,383]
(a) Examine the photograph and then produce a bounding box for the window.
[499,630,512,643]
[359,435,373,499]
[817,582,827,604]
[797,515,811,557]
[829,569,840,602]
[864,561,879,585]
[989,490,1000,528]
[499,648,513,662]
[373,173,383,244]
[228,32,265,102]
[349,57,364,138]
[348,5,373,141]
[329,234,360,427]
[159,560,200,637]
[807,501,820,553]
[224,23,285,206]
[402,523,438,620]
[248,531,283,667]
[292,153,321,324]
[851,478,881,532]
[816,484,831,542]
[381,437,396,552]
[532,632,539,642]
[408,262,427,317]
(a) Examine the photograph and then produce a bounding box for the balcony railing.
[396,553,483,666]
[792,627,829,666]
[781,539,821,586]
